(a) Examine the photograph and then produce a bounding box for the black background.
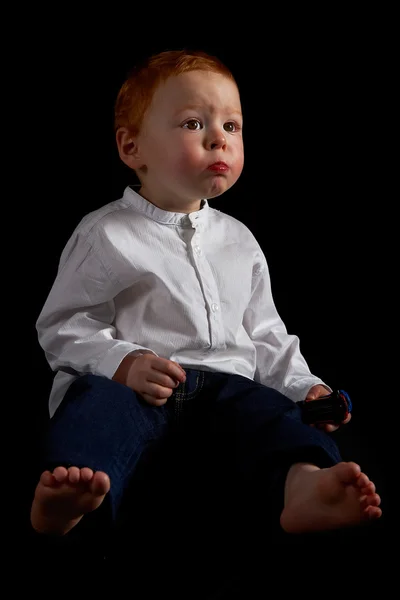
[14,14,394,571]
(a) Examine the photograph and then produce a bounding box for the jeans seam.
[174,371,205,423]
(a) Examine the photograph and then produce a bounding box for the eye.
[223,121,239,133]
[183,119,202,130]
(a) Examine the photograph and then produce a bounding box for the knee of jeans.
[283,402,303,422]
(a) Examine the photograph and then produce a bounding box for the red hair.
[114,49,236,136]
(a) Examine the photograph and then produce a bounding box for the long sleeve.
[242,253,329,403]
[36,231,157,381]
[39,187,332,417]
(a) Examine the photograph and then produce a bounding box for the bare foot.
[280,461,382,534]
[30,466,111,535]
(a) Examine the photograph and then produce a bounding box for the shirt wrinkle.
[37,186,327,417]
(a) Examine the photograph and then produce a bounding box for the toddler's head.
[115,50,244,213]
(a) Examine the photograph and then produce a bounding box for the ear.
[116,127,144,170]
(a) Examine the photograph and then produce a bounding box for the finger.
[153,361,186,382]
[306,386,330,401]
[172,361,187,376]
[142,392,169,407]
[146,382,174,401]
[152,358,186,381]
[314,423,335,432]
[324,424,339,433]
[170,363,186,381]
[148,372,181,390]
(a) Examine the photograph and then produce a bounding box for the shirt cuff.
[95,343,159,380]
[283,377,332,403]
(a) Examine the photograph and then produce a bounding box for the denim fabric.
[44,369,342,524]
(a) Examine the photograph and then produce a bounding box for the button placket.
[187,218,224,350]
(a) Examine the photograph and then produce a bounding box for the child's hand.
[306,385,352,433]
[124,354,186,407]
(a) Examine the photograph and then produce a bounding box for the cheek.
[175,145,202,171]
[231,145,244,175]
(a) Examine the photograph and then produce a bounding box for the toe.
[369,493,381,507]
[53,466,69,482]
[361,482,376,495]
[40,471,55,486]
[365,505,382,520]
[346,462,361,478]
[80,467,94,482]
[357,473,370,488]
[91,472,110,496]
[68,466,80,484]
[335,462,361,483]
[360,493,381,509]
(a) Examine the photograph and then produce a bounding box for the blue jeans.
[43,369,341,531]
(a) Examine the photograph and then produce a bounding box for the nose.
[206,130,226,151]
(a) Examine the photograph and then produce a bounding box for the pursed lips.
[207,161,229,172]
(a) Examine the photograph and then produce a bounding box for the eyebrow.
[175,104,243,118]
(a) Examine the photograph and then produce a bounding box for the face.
[134,70,244,213]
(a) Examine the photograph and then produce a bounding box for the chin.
[206,190,226,200]
[204,180,232,199]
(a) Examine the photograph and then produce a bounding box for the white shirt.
[37,186,328,417]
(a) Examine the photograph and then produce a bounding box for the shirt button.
[211,303,219,312]
[195,245,202,255]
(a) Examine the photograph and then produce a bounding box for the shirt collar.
[123,186,210,226]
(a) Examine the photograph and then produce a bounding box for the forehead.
[149,70,241,115]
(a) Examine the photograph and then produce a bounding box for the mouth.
[207,161,229,173]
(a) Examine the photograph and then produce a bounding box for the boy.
[31,49,381,541]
